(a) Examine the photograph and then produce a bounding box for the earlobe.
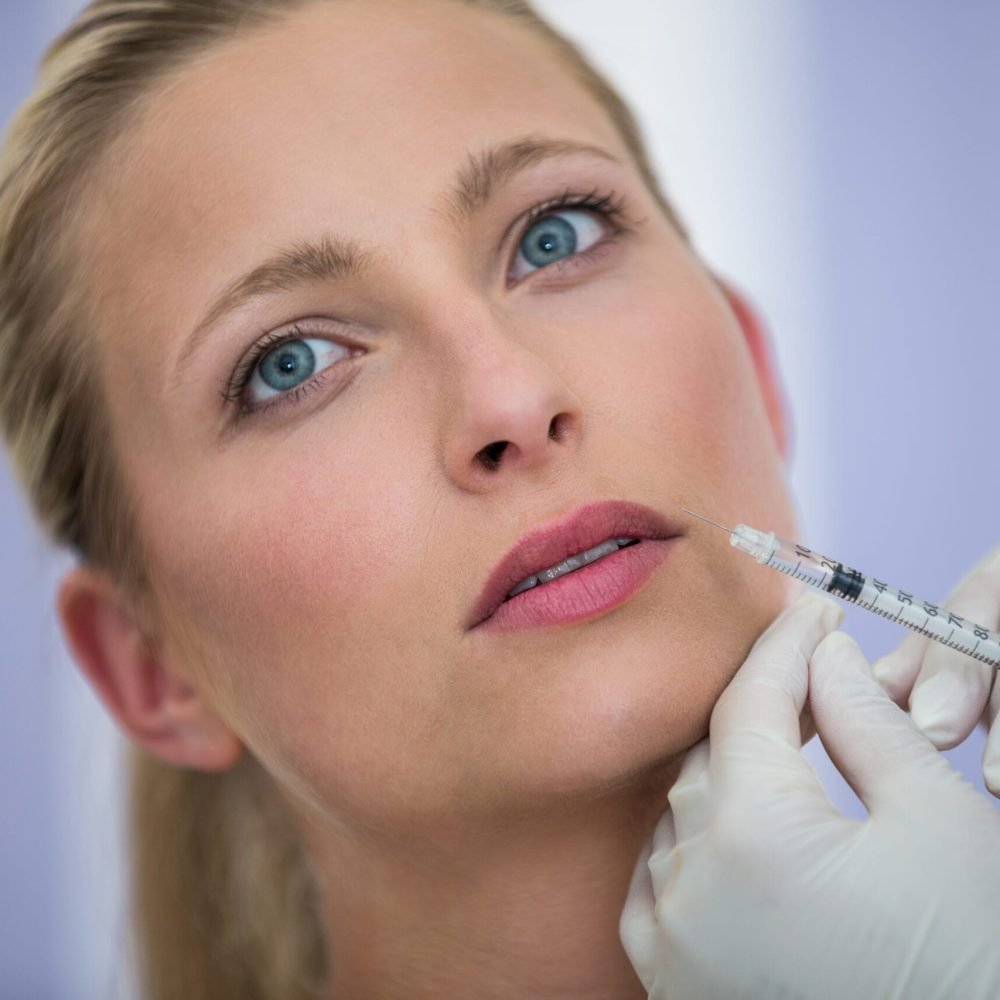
[716,277,793,461]
[57,566,244,772]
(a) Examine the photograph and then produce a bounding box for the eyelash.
[222,187,631,419]
[521,187,629,239]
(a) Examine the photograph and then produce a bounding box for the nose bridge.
[437,296,548,384]
[424,291,584,490]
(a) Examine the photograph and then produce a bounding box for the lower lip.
[476,538,677,633]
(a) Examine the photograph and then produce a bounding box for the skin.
[59,1,799,996]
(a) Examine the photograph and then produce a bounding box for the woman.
[1,1,997,997]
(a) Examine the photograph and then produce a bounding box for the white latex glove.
[872,546,1000,795]
[620,593,1000,1000]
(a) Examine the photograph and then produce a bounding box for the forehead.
[97,0,623,246]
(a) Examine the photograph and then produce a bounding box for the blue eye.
[260,340,315,390]
[245,336,350,407]
[511,209,607,281]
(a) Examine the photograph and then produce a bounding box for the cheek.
[153,459,387,646]
[596,273,787,504]
[136,416,449,749]
[138,430,477,822]
[534,272,796,746]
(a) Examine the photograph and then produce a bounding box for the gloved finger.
[906,579,999,747]
[909,645,995,750]
[666,739,711,845]
[710,592,842,799]
[624,761,686,974]
[809,630,961,813]
[619,837,658,992]
[983,679,1000,797]
[871,632,927,708]
[799,700,817,746]
[874,546,1000,715]
[646,806,677,899]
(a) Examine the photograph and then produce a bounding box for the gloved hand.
[872,546,1000,795]
[620,593,1000,1000]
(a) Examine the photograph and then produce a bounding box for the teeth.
[507,576,539,599]
[506,537,640,600]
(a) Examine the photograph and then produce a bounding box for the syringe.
[683,508,1000,670]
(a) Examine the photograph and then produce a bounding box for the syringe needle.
[681,508,734,533]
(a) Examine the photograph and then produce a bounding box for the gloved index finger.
[710,593,842,795]
[907,548,1000,748]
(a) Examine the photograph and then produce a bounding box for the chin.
[485,637,731,809]
[464,577,785,811]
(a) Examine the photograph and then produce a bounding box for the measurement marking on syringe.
[780,564,813,584]
[681,509,1000,672]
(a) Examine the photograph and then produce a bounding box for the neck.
[301,761,679,999]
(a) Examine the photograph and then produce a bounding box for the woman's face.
[84,0,795,829]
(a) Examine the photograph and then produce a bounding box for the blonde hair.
[0,1,680,995]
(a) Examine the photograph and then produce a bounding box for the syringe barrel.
[731,526,836,590]
[849,576,1000,669]
[733,525,1000,670]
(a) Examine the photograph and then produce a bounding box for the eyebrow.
[173,136,622,383]
[446,136,621,222]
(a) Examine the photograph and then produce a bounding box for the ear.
[716,277,792,461]
[57,565,244,772]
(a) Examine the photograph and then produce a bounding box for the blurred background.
[2,0,998,995]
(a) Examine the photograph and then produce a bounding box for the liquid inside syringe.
[683,509,1000,670]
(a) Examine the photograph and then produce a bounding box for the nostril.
[549,413,569,442]
[477,440,508,470]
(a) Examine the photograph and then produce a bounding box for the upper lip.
[467,499,682,629]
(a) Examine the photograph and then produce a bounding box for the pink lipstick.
[468,500,681,632]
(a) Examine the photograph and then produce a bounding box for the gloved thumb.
[620,810,674,992]
[620,741,710,990]
[809,631,962,814]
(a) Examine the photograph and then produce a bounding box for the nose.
[436,306,584,492]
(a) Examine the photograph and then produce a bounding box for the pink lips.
[467,500,682,631]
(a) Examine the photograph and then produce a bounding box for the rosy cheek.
[138,441,405,657]
[615,311,743,444]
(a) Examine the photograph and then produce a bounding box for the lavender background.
[2,1,998,995]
